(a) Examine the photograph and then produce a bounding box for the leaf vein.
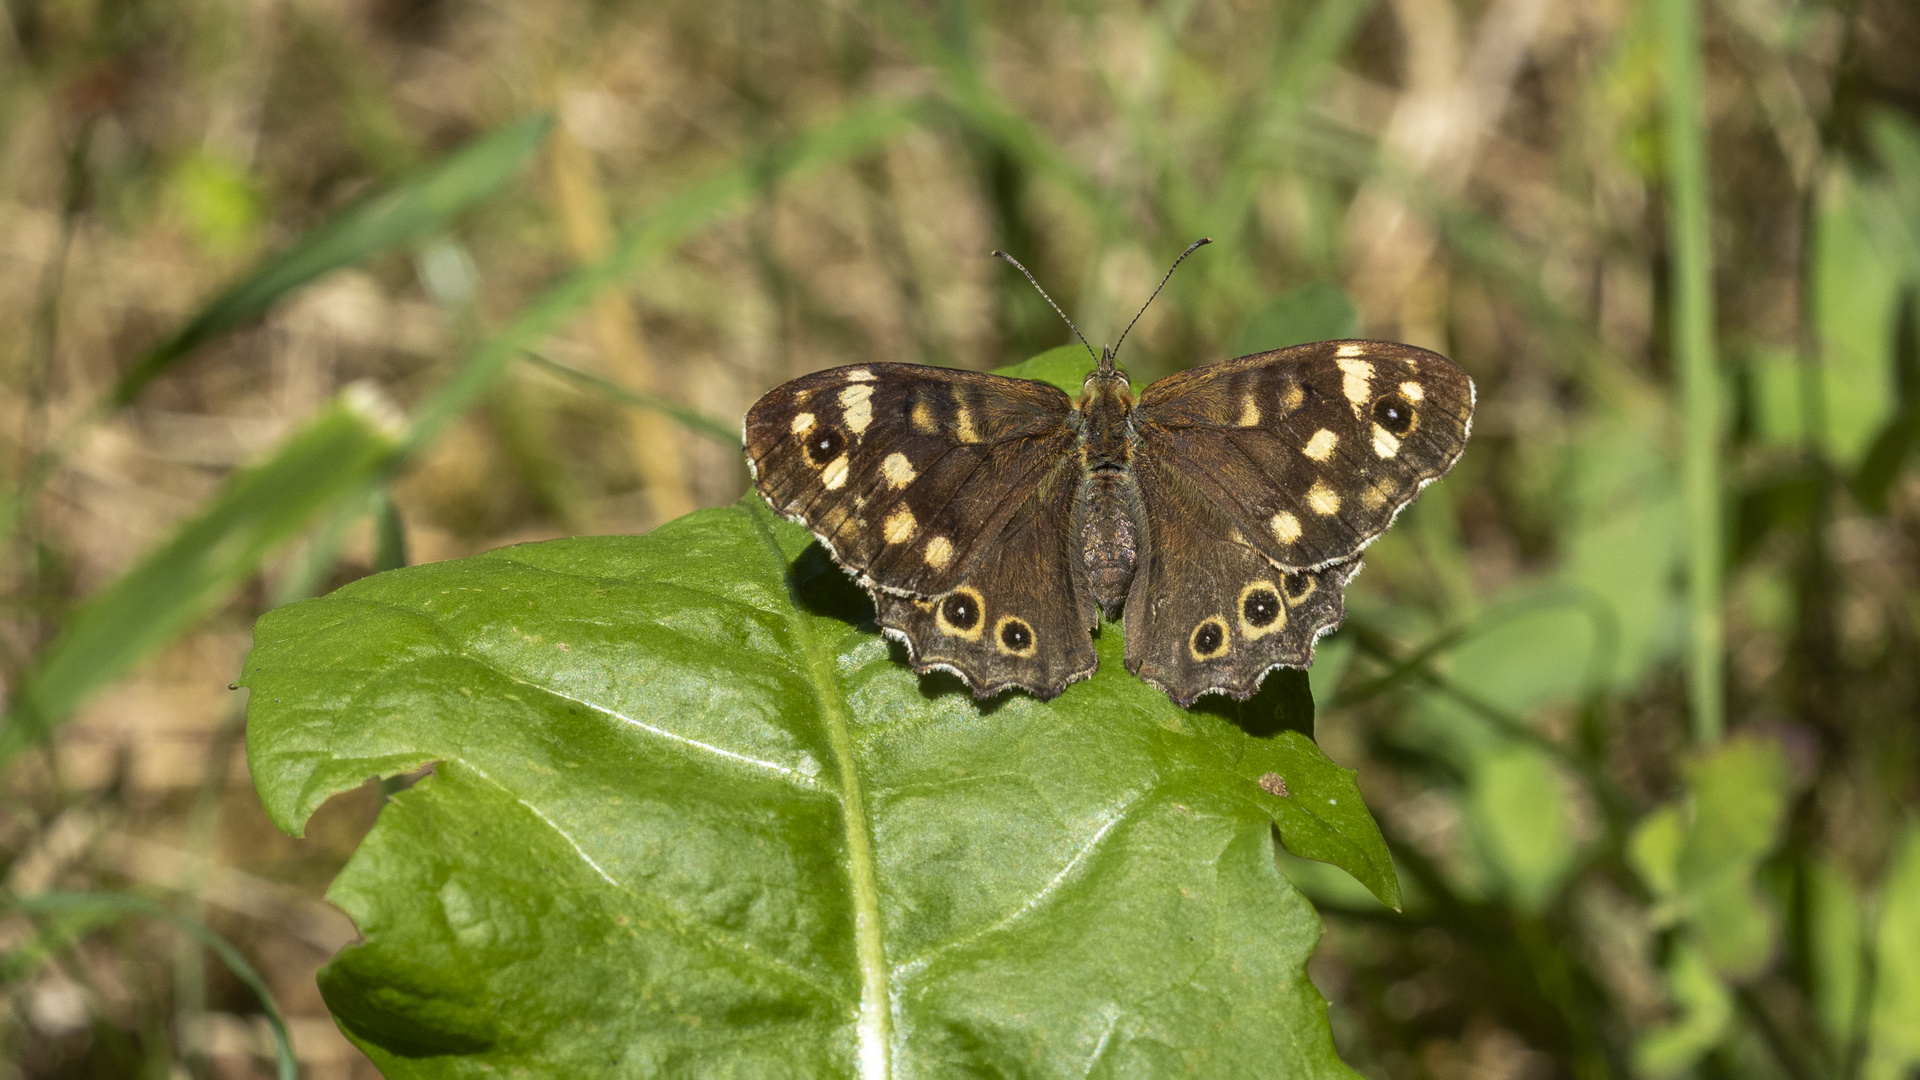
[893,790,1143,981]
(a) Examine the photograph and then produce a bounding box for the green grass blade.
[5,892,297,1080]
[523,352,743,449]
[0,391,403,767]
[0,115,552,552]
[1658,0,1725,744]
[1853,287,1919,513]
[111,113,554,407]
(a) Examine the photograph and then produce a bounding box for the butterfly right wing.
[1133,340,1473,571]
[745,362,1077,598]
[1122,452,1357,706]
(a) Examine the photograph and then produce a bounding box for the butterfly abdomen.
[1074,469,1141,617]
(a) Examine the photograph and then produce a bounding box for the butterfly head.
[1084,345,1131,399]
[1081,346,1136,440]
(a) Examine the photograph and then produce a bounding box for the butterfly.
[744,245,1473,706]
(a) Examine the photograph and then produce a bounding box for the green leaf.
[1679,735,1793,891]
[1808,858,1866,1055]
[1635,940,1733,1078]
[1811,165,1906,467]
[114,114,554,407]
[1468,747,1576,913]
[1851,288,1918,515]
[1233,282,1359,357]
[243,496,1393,1075]
[1631,804,1686,900]
[1680,736,1793,978]
[2,389,403,766]
[1866,823,1920,1080]
[991,344,1139,397]
[1628,735,1796,980]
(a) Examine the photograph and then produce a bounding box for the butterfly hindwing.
[745,363,1078,598]
[1123,454,1356,706]
[873,460,1097,700]
[1133,340,1473,571]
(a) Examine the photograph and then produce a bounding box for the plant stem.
[1658,0,1724,744]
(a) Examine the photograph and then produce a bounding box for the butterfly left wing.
[1133,339,1473,572]
[746,363,1077,597]
[872,459,1097,700]
[746,362,1097,699]
[1122,453,1357,706]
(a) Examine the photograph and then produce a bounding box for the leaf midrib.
[745,503,893,1079]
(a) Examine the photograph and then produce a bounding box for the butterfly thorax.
[1078,362,1134,470]
[1075,361,1144,617]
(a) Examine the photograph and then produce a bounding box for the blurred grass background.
[2,0,1918,1076]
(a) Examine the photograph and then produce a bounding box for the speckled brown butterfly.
[745,241,1473,706]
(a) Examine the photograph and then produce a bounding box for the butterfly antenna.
[992,250,1098,365]
[1111,237,1212,362]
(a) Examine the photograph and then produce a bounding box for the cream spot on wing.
[821,456,849,490]
[1307,482,1341,516]
[1270,511,1302,544]
[1338,358,1373,407]
[839,384,874,436]
[1400,380,1425,402]
[1336,342,1366,358]
[884,508,917,544]
[791,412,816,435]
[1372,425,1401,458]
[1280,381,1305,412]
[924,535,953,569]
[843,368,875,382]
[882,452,917,489]
[1303,428,1338,462]
[910,400,939,434]
[1238,395,1261,426]
[955,404,981,443]
[1362,482,1394,510]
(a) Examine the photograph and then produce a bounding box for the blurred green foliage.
[0,0,1917,1076]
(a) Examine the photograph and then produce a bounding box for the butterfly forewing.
[745,363,1078,599]
[1133,340,1473,571]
